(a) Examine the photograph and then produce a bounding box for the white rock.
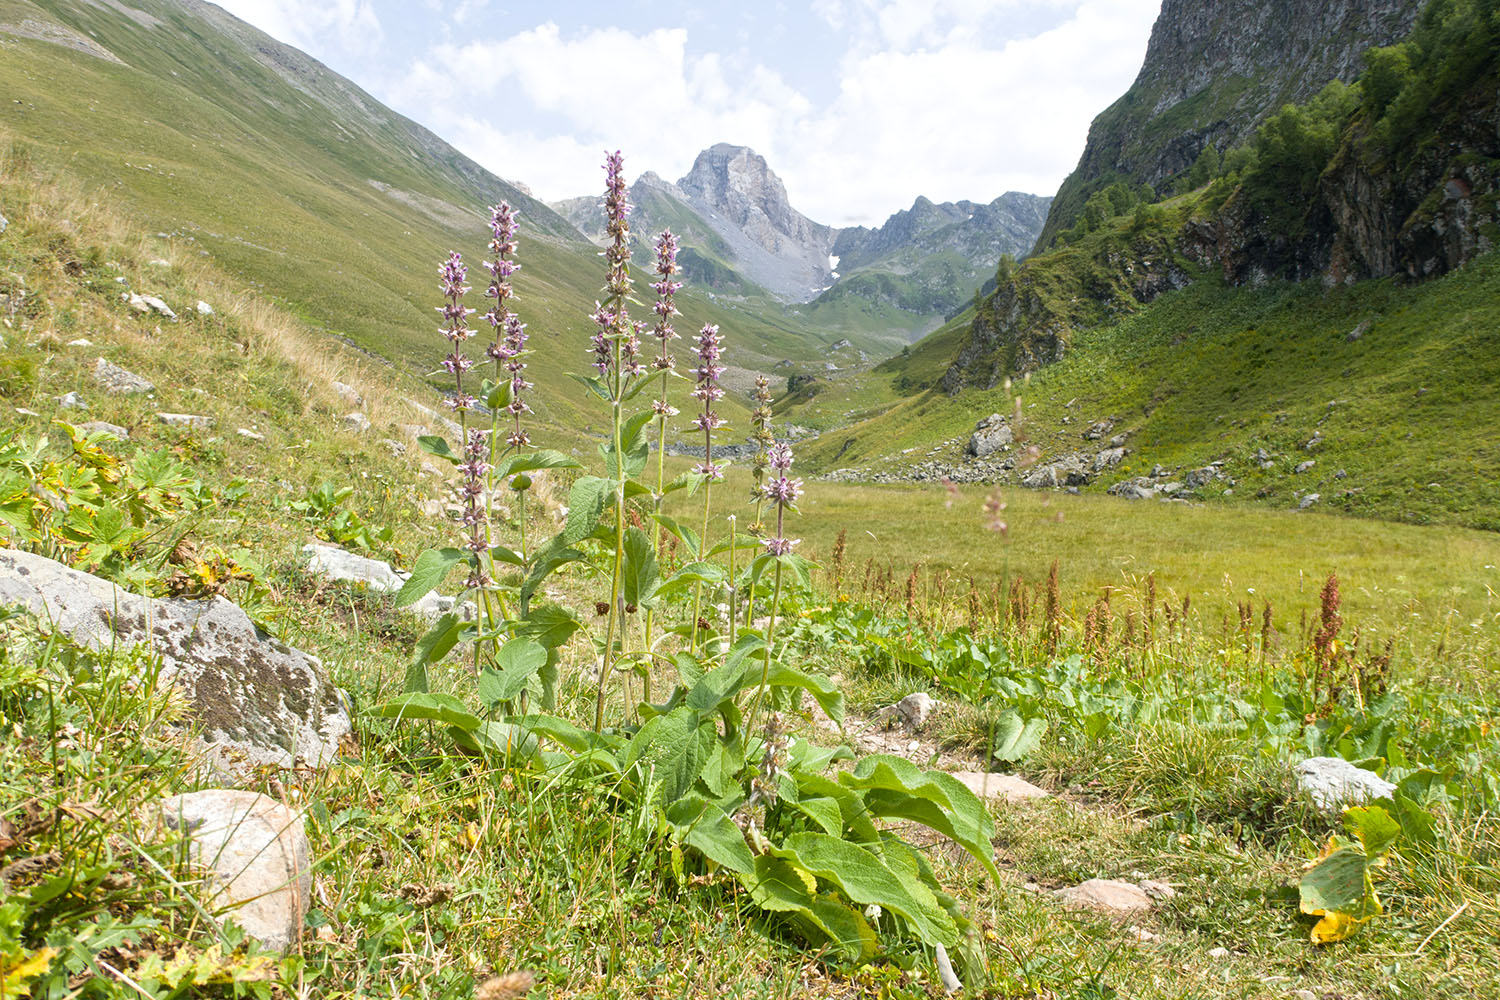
[68,338,93,347]
[1298,493,1321,509]
[0,211,6,234]
[14,407,40,417]
[148,258,171,268]
[1295,460,1316,474]
[341,411,370,433]
[331,381,364,407]
[0,549,349,772]
[1127,925,1160,942]
[1208,947,1231,958]
[157,412,213,429]
[1138,879,1176,900]
[302,543,406,593]
[236,428,265,441]
[1053,879,1153,915]
[127,293,177,320]
[156,791,309,951]
[887,692,938,729]
[196,300,214,316]
[1294,757,1395,816]
[93,357,154,394]
[57,391,87,410]
[949,771,1051,802]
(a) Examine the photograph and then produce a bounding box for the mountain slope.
[0,0,846,431]
[1036,0,1421,249]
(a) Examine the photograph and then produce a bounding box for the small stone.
[1295,460,1316,474]
[68,338,93,347]
[888,692,938,729]
[949,771,1050,802]
[1334,469,1347,480]
[1292,991,1318,1000]
[1304,432,1323,451]
[237,428,265,441]
[1346,319,1371,342]
[157,412,213,429]
[14,407,40,417]
[127,293,177,320]
[93,357,154,394]
[57,391,87,410]
[341,412,371,433]
[1298,493,1321,509]
[1208,947,1231,958]
[1053,879,1153,915]
[75,420,129,439]
[196,300,214,316]
[332,381,364,407]
[148,258,171,267]
[1295,757,1395,816]
[1127,925,1160,942]
[302,543,405,593]
[380,438,406,457]
[420,461,442,478]
[0,211,7,234]
[155,790,309,952]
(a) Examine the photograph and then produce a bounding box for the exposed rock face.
[93,357,154,394]
[0,549,350,772]
[967,414,1014,458]
[156,791,310,951]
[1038,0,1420,248]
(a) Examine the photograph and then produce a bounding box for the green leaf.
[840,755,998,880]
[772,832,957,946]
[707,532,765,558]
[665,795,755,875]
[650,515,701,558]
[686,659,753,715]
[485,378,512,413]
[789,795,843,836]
[1344,805,1401,858]
[561,476,610,545]
[395,547,468,608]
[738,857,876,961]
[520,541,585,606]
[514,713,621,754]
[567,371,612,402]
[1300,843,1381,943]
[621,368,667,403]
[417,435,458,464]
[410,612,465,672]
[514,603,583,650]
[621,526,660,608]
[623,705,715,802]
[991,709,1048,762]
[763,663,844,724]
[494,449,582,479]
[477,638,548,707]
[654,560,727,601]
[449,720,537,760]
[366,692,480,732]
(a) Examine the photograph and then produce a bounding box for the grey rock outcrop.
[300,543,472,623]
[0,549,350,771]
[93,357,155,394]
[127,292,177,320]
[1294,756,1396,816]
[156,791,309,951]
[967,414,1013,458]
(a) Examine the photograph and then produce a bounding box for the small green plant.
[291,481,392,552]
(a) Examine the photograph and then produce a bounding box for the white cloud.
[213,0,383,59]
[387,1,1159,225]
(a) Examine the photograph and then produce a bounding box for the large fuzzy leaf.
[841,755,997,879]
[772,832,957,946]
[621,526,660,608]
[739,857,876,961]
[394,547,467,608]
[665,794,755,875]
[367,692,479,732]
[991,709,1048,762]
[623,706,716,802]
[477,638,548,707]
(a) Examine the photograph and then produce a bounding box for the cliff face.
[833,192,1051,272]
[1037,0,1421,249]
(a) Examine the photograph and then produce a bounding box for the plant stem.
[743,559,783,740]
[594,337,627,733]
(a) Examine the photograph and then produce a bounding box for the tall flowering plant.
[374,151,998,984]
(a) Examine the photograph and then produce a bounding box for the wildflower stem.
[594,336,627,733]
[743,558,783,740]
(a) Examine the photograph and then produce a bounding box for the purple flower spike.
[437,250,476,415]
[603,151,632,300]
[689,323,728,481]
[762,536,799,557]
[459,428,493,584]
[759,437,802,557]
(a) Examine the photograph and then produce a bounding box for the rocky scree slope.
[1037,0,1421,249]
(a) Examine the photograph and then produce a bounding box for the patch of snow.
[828,254,840,270]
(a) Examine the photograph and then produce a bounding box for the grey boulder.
[0,549,350,773]
[1294,756,1396,816]
[967,414,1013,458]
[94,357,155,394]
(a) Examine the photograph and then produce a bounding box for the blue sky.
[212,0,1162,226]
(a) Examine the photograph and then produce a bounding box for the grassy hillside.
[0,0,845,432]
[803,238,1500,530]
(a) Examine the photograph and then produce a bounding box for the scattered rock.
[1083,418,1115,440]
[1254,447,1271,463]
[1295,757,1395,816]
[155,791,309,951]
[1092,447,1127,472]
[148,258,171,268]
[1298,493,1321,509]
[380,438,407,457]
[0,211,7,234]
[1305,431,1323,451]
[1295,460,1316,474]
[1334,469,1348,480]
[302,543,406,593]
[1052,879,1153,915]
[236,428,265,441]
[879,692,939,729]
[196,300,214,316]
[127,292,177,320]
[157,412,213,429]
[74,420,129,439]
[1292,991,1318,1000]
[967,414,1013,458]
[332,381,364,407]
[14,407,40,417]
[341,412,371,433]
[1346,319,1371,342]
[1107,477,1160,500]
[0,549,350,772]
[1184,466,1217,489]
[93,357,155,394]
[56,391,87,410]
[1126,925,1160,942]
[1108,433,1128,448]
[948,771,1050,802]
[420,461,443,478]
[67,338,92,347]
[1207,947,1231,959]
